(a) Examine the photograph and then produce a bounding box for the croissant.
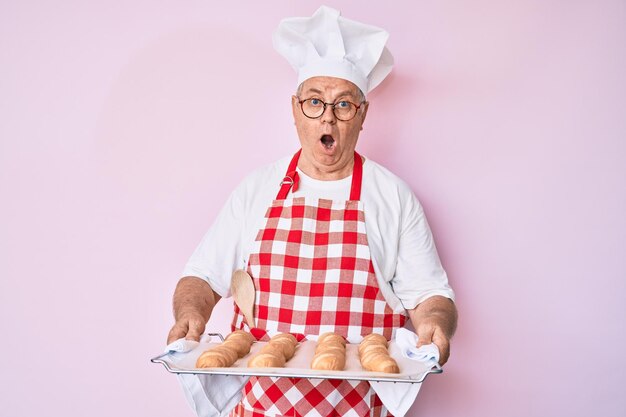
[318,332,347,346]
[247,333,298,368]
[315,344,345,356]
[247,351,286,367]
[195,330,254,368]
[269,338,296,360]
[226,329,255,345]
[311,332,346,371]
[195,350,230,368]
[270,333,298,345]
[224,330,255,357]
[363,354,399,373]
[311,351,346,370]
[358,333,399,373]
[360,333,388,349]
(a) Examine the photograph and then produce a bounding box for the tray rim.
[151,333,442,384]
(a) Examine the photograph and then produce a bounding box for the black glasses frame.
[298,98,365,121]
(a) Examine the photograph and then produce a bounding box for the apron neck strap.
[276,149,363,201]
[276,150,301,200]
[349,151,363,201]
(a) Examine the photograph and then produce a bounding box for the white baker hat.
[273,5,393,95]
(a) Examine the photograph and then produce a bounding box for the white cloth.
[182,155,455,312]
[165,338,199,353]
[177,374,248,417]
[273,5,394,94]
[395,328,441,365]
[369,381,422,417]
[370,329,441,417]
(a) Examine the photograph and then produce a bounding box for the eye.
[337,101,350,108]
[309,98,322,106]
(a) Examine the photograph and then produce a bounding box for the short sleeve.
[181,189,245,298]
[391,192,455,310]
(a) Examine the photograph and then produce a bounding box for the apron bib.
[230,150,406,417]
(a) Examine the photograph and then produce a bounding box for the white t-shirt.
[182,155,454,312]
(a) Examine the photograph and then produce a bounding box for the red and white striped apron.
[231,150,406,417]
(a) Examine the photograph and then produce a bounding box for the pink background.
[1,1,625,416]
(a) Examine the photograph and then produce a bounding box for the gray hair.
[296,82,366,103]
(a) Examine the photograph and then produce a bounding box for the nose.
[320,103,337,124]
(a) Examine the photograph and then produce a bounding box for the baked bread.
[360,333,388,348]
[226,329,255,344]
[358,333,399,373]
[318,332,347,346]
[311,352,346,370]
[224,330,255,357]
[195,350,230,368]
[195,330,254,368]
[311,332,346,371]
[270,333,298,345]
[247,351,286,367]
[269,338,296,359]
[247,333,298,368]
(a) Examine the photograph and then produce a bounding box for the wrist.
[175,309,208,322]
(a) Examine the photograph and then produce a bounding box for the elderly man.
[167,6,457,417]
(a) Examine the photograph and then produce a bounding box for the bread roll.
[270,333,298,346]
[260,342,285,357]
[195,330,254,368]
[222,340,249,358]
[370,356,400,373]
[358,333,399,373]
[315,344,346,354]
[215,345,240,363]
[247,333,298,368]
[359,344,388,359]
[318,332,347,346]
[361,333,388,347]
[269,339,296,359]
[311,332,346,371]
[247,351,286,367]
[226,330,255,345]
[196,350,230,368]
[311,352,346,370]
[315,341,344,354]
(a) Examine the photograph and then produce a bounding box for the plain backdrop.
[1,1,625,416]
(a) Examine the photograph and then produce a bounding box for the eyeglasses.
[298,98,365,121]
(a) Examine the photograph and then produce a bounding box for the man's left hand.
[415,316,451,366]
[408,296,458,366]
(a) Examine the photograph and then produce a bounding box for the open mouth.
[320,134,335,150]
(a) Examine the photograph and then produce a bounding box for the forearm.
[167,276,222,343]
[173,276,221,321]
[408,295,457,338]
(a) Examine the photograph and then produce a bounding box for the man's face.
[292,76,368,176]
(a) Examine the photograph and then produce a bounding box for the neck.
[298,155,354,181]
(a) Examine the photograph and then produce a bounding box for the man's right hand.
[167,276,221,345]
[167,313,207,344]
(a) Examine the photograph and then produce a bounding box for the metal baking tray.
[151,333,442,384]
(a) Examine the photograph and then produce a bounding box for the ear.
[291,95,299,122]
[359,101,369,130]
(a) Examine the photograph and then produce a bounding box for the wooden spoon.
[231,269,256,328]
